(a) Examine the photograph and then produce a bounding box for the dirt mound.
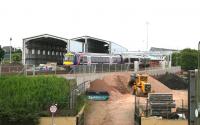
[89,79,116,93]
[89,74,130,102]
[154,73,188,90]
[103,74,129,94]
[89,74,129,94]
[89,73,173,94]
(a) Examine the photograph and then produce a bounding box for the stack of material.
[149,93,176,116]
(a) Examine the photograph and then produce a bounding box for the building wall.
[111,42,128,54]
[69,40,84,53]
[22,35,128,65]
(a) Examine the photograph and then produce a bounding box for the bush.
[172,48,199,70]
[0,75,71,125]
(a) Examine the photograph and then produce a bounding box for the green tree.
[0,46,5,62]
[12,49,22,62]
[181,49,198,70]
[15,49,22,53]
[172,48,198,70]
[12,52,21,62]
[172,52,181,66]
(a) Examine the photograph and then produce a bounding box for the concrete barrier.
[62,66,181,85]
[39,106,85,125]
[141,117,187,125]
[39,117,76,125]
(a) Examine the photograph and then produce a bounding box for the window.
[38,50,40,55]
[64,55,74,61]
[32,49,35,55]
[52,51,54,55]
[48,51,50,55]
[43,50,45,55]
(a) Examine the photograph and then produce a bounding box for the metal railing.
[0,63,181,76]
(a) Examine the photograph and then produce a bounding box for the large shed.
[22,34,68,65]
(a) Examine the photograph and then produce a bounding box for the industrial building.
[22,34,128,65]
[22,34,68,65]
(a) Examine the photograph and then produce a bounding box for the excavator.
[128,73,151,96]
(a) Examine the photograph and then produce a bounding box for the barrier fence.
[0,63,181,76]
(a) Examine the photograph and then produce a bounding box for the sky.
[0,0,200,51]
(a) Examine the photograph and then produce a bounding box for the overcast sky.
[0,0,200,51]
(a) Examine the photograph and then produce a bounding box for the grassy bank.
[0,75,73,125]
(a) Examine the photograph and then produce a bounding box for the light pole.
[9,37,12,63]
[146,22,149,51]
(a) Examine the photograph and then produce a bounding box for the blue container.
[86,91,109,101]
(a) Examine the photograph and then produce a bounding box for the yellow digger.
[128,73,151,96]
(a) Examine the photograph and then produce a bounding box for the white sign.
[195,109,199,118]
[50,105,57,113]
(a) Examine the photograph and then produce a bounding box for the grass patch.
[0,75,73,125]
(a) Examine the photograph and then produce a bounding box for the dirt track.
[85,72,188,125]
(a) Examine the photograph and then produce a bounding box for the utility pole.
[9,37,12,63]
[146,22,149,51]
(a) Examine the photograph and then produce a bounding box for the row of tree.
[0,46,22,63]
[172,48,199,70]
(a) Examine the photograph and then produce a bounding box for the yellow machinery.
[128,73,151,96]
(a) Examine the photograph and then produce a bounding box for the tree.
[181,49,198,70]
[11,48,22,62]
[172,48,198,70]
[172,52,181,66]
[12,53,21,62]
[0,46,5,62]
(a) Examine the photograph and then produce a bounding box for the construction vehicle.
[128,73,151,96]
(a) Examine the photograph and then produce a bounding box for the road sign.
[50,105,57,113]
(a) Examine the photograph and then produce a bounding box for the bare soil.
[85,73,134,125]
[85,72,188,125]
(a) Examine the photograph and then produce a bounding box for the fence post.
[55,64,57,75]
[88,65,90,74]
[0,64,1,77]
[94,64,96,73]
[25,64,27,76]
[102,64,103,73]
[109,64,110,72]
[32,65,35,76]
